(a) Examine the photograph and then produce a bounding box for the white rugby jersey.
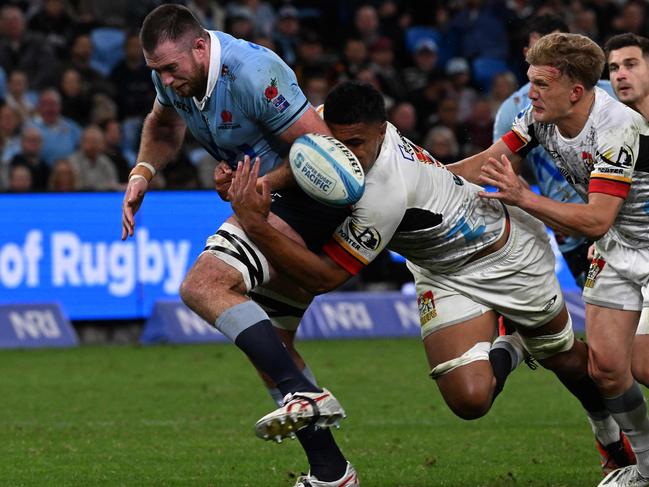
[502,87,649,248]
[322,123,507,275]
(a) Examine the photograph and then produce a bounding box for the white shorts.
[409,207,564,339]
[582,235,649,312]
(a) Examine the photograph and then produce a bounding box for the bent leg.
[424,311,499,420]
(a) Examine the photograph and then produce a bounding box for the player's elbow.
[582,219,614,241]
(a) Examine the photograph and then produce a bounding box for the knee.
[440,379,493,420]
[588,351,629,391]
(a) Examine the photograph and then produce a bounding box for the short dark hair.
[140,4,207,53]
[526,14,569,39]
[324,81,386,125]
[604,33,649,58]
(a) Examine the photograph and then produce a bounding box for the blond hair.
[526,32,605,89]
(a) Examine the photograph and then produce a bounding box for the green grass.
[0,338,612,486]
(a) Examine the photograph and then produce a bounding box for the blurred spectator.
[449,0,510,61]
[612,1,647,36]
[226,5,254,40]
[428,97,471,157]
[335,37,368,82]
[0,103,21,163]
[89,94,118,126]
[29,89,82,166]
[74,0,129,28]
[47,158,78,191]
[241,0,276,38]
[294,31,332,84]
[273,5,300,66]
[27,0,78,59]
[60,68,92,125]
[354,4,381,47]
[162,152,200,190]
[445,57,478,122]
[4,70,34,123]
[186,0,226,31]
[303,72,330,108]
[0,6,59,90]
[488,71,517,117]
[109,33,155,121]
[69,125,119,191]
[10,126,49,190]
[423,125,460,165]
[570,5,599,42]
[356,65,394,111]
[66,34,113,97]
[101,119,133,184]
[464,97,494,155]
[402,38,441,96]
[410,75,450,134]
[368,37,406,101]
[7,162,32,192]
[388,101,420,142]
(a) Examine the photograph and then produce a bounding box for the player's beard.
[182,57,208,99]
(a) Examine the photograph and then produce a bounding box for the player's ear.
[570,84,585,103]
[379,121,387,137]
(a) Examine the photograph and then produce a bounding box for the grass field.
[0,338,621,486]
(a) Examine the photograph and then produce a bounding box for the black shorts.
[270,187,350,252]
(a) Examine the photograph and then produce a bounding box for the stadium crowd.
[0,0,646,194]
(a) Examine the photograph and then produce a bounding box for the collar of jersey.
[193,30,221,111]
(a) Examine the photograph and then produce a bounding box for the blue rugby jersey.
[152,30,309,176]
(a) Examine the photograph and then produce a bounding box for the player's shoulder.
[593,87,645,130]
[219,32,289,86]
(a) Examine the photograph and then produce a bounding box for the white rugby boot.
[255,388,346,442]
[598,465,649,487]
[293,462,359,487]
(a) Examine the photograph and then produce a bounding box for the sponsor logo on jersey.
[350,223,381,251]
[585,257,606,288]
[174,100,191,113]
[597,145,634,168]
[217,110,242,130]
[417,290,437,324]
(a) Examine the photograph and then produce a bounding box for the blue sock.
[216,301,319,395]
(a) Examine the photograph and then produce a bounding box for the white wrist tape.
[129,174,148,183]
[136,161,157,176]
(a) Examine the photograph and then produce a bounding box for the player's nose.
[161,72,175,86]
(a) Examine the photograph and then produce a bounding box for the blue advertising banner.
[0,190,581,321]
[0,303,78,348]
[0,191,231,319]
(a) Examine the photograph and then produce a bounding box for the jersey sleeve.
[588,120,639,199]
[151,71,173,107]
[493,94,521,142]
[500,105,539,157]
[234,49,309,135]
[323,187,406,275]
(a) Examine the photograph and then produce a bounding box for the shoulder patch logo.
[350,223,381,251]
[265,78,279,101]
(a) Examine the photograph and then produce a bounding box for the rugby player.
[450,33,649,487]
[229,82,613,484]
[605,33,649,391]
[121,5,355,485]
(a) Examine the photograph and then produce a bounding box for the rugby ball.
[289,133,365,207]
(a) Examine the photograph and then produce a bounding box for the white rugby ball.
[289,133,365,207]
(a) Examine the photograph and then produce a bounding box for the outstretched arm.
[121,100,186,240]
[447,138,523,184]
[479,154,623,240]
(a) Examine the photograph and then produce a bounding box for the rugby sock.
[489,335,524,400]
[268,366,319,406]
[296,426,347,482]
[605,382,649,477]
[215,301,319,395]
[586,413,621,447]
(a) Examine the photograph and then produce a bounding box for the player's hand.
[121,176,148,240]
[587,243,596,260]
[478,154,529,206]
[229,156,270,229]
[214,161,233,201]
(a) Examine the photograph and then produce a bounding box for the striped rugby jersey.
[502,87,649,248]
